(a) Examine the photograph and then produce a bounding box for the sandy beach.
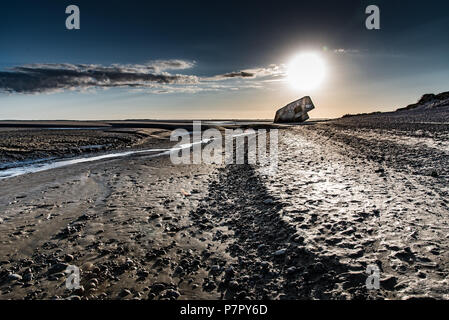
[0,108,448,300]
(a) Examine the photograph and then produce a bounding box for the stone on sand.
[7,273,22,282]
[274,96,315,123]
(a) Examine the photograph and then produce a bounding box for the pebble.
[152,283,165,292]
[174,266,184,274]
[229,280,239,290]
[148,293,156,300]
[137,270,149,278]
[119,289,132,297]
[48,262,69,274]
[225,266,235,276]
[23,273,33,282]
[210,265,221,273]
[286,266,297,274]
[273,248,287,256]
[165,289,180,299]
[125,258,134,267]
[7,273,22,282]
[381,276,398,291]
[74,286,85,296]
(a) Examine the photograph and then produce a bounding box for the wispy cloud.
[0,60,285,94]
[145,59,196,73]
[204,64,285,81]
[333,48,361,55]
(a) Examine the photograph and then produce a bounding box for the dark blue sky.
[1,0,449,119]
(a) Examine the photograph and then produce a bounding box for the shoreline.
[0,114,448,300]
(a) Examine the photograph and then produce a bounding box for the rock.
[151,283,165,293]
[147,293,156,300]
[23,273,33,282]
[286,266,297,275]
[429,247,440,255]
[348,248,364,258]
[7,273,22,282]
[125,258,134,267]
[64,254,74,262]
[98,293,108,299]
[49,272,65,281]
[381,276,398,291]
[273,248,287,256]
[274,96,315,123]
[82,262,94,271]
[263,199,274,205]
[165,289,180,299]
[236,291,249,299]
[340,271,366,289]
[137,270,149,278]
[174,266,184,274]
[229,280,239,290]
[225,266,235,277]
[119,289,132,297]
[204,281,217,291]
[74,286,85,296]
[48,263,69,274]
[210,265,221,274]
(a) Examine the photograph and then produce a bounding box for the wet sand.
[0,113,448,300]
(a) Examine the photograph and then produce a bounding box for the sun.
[287,52,326,91]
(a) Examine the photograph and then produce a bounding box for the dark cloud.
[0,62,198,94]
[205,65,285,81]
[147,60,195,72]
[0,61,284,94]
[221,71,255,78]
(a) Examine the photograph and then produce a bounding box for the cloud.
[204,64,285,81]
[220,71,255,78]
[146,59,195,72]
[0,61,198,94]
[0,60,285,94]
[333,48,361,55]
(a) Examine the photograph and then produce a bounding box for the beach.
[0,110,448,300]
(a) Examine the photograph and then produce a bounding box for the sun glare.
[287,52,326,91]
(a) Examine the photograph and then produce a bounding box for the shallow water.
[0,148,167,180]
[0,132,256,180]
[0,138,215,180]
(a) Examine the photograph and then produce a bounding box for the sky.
[1,0,449,120]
